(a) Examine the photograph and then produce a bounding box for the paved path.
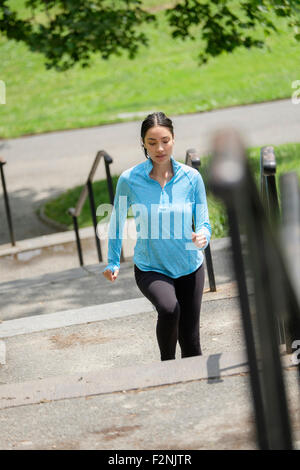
[0,98,299,244]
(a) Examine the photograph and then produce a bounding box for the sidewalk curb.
[37,204,69,232]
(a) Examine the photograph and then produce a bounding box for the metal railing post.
[68,209,84,266]
[260,146,287,347]
[185,149,216,292]
[104,155,115,205]
[87,179,102,263]
[260,146,280,224]
[0,157,15,246]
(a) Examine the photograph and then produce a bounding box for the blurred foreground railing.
[209,129,300,450]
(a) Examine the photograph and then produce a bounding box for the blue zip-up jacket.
[102,155,211,278]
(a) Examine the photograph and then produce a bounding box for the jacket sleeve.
[192,171,212,250]
[102,174,131,274]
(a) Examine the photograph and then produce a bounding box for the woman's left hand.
[191,230,207,249]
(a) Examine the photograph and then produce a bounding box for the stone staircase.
[0,235,299,450]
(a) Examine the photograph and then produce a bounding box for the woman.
[102,112,211,361]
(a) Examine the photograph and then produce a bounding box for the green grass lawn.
[43,142,300,239]
[0,2,299,138]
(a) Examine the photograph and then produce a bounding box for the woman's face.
[143,125,174,164]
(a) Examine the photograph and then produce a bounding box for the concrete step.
[0,347,297,413]
[0,236,237,321]
[0,366,278,449]
[0,361,298,450]
[0,290,245,384]
[0,351,262,450]
[0,261,139,321]
[0,349,252,410]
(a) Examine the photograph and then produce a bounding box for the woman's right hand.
[102,268,119,282]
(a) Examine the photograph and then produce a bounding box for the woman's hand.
[191,230,207,249]
[102,268,119,282]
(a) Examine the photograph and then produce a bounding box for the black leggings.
[134,263,205,361]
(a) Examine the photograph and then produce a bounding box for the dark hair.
[141,112,174,159]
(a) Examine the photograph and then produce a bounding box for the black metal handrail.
[0,156,15,246]
[260,146,280,223]
[209,129,300,450]
[68,150,124,266]
[185,148,216,292]
[260,146,286,346]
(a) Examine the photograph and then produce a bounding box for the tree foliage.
[0,0,156,70]
[0,0,299,71]
[165,0,300,64]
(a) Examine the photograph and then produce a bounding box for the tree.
[165,0,300,64]
[0,0,299,71]
[0,0,156,70]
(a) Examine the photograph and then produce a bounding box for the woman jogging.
[102,112,211,361]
